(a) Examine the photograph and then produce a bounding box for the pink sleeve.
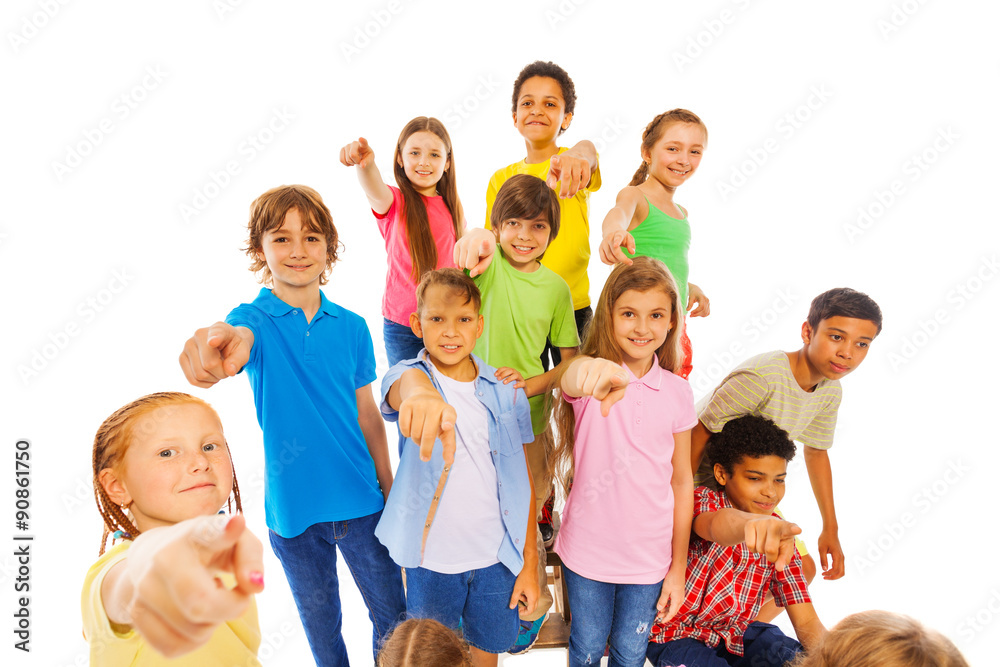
[374,185,403,237]
[674,378,698,433]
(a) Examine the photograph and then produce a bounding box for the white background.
[2,1,998,665]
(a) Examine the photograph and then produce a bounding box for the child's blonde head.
[630,109,707,187]
[244,185,340,286]
[393,117,464,283]
[92,392,242,554]
[791,611,968,667]
[554,257,684,491]
[377,618,473,667]
[415,268,481,317]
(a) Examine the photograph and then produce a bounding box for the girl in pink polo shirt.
[340,117,465,365]
[553,257,696,667]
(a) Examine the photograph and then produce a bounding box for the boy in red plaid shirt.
[646,416,827,667]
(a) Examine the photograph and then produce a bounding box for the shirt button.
[504,510,509,515]
[493,450,498,455]
[637,399,642,405]
[515,538,519,544]
[292,310,297,315]
[424,522,431,527]
[306,332,310,336]
[478,391,484,396]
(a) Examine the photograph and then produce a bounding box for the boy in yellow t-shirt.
[486,60,601,373]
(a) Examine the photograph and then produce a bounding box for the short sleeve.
[692,485,723,519]
[225,304,263,369]
[698,370,769,433]
[485,170,504,229]
[470,244,500,292]
[797,390,841,451]
[587,158,602,192]
[548,279,580,348]
[769,551,812,608]
[514,387,533,444]
[374,185,402,231]
[673,378,698,433]
[354,319,377,390]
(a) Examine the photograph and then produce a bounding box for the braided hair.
[630,109,707,187]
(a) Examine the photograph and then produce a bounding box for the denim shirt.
[374,351,534,576]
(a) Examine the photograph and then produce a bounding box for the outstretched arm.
[598,187,643,265]
[179,323,255,388]
[339,137,393,214]
[387,369,458,465]
[694,509,801,572]
[453,227,496,277]
[100,515,264,659]
[548,140,598,198]
[803,446,844,580]
[559,355,628,417]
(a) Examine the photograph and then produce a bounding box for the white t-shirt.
[421,365,504,573]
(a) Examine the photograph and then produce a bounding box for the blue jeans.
[405,562,520,654]
[383,318,424,367]
[646,622,803,666]
[269,511,405,666]
[563,565,661,667]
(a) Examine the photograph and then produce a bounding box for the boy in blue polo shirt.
[179,184,405,666]
[375,268,539,664]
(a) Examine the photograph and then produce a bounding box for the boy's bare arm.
[548,140,598,198]
[339,137,393,214]
[598,187,643,266]
[357,383,394,500]
[509,446,539,614]
[180,323,255,388]
[689,420,713,475]
[388,369,458,465]
[522,347,579,399]
[693,509,801,571]
[786,602,827,651]
[803,446,844,580]
[453,228,496,277]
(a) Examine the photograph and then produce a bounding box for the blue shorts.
[405,562,520,653]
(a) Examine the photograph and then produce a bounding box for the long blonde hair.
[790,611,968,667]
[553,257,684,492]
[92,392,242,555]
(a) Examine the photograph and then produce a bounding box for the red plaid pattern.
[648,486,811,656]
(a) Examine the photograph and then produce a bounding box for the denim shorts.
[405,561,520,653]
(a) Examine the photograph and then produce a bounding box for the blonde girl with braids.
[340,117,465,365]
[83,392,264,666]
[551,258,695,667]
[598,109,711,379]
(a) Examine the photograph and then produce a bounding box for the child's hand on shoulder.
[399,387,458,465]
[563,357,629,417]
[180,323,253,388]
[598,228,636,266]
[115,514,264,659]
[494,367,526,389]
[453,228,495,277]
[744,517,801,572]
[339,137,374,168]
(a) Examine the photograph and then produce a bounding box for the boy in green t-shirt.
[456,173,579,652]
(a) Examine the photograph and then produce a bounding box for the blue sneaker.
[508,613,546,654]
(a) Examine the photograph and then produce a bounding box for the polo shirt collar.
[623,355,664,391]
[252,287,340,318]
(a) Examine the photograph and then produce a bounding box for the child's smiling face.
[496,214,552,272]
[715,455,788,515]
[644,122,706,190]
[612,288,674,378]
[256,208,329,296]
[802,316,879,381]
[396,130,450,197]
[410,283,483,380]
[513,76,572,144]
[101,403,234,532]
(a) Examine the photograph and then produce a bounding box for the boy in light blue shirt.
[376,268,538,663]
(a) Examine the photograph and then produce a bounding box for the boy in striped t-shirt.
[689,288,882,617]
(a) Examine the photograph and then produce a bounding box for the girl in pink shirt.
[340,117,465,365]
[552,257,696,667]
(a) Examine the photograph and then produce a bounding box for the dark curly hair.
[511,60,577,133]
[706,415,796,480]
[807,287,883,335]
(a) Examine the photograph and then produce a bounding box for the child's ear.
[561,112,573,131]
[409,312,423,339]
[476,314,484,339]
[713,463,728,488]
[98,468,131,508]
[801,321,814,345]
